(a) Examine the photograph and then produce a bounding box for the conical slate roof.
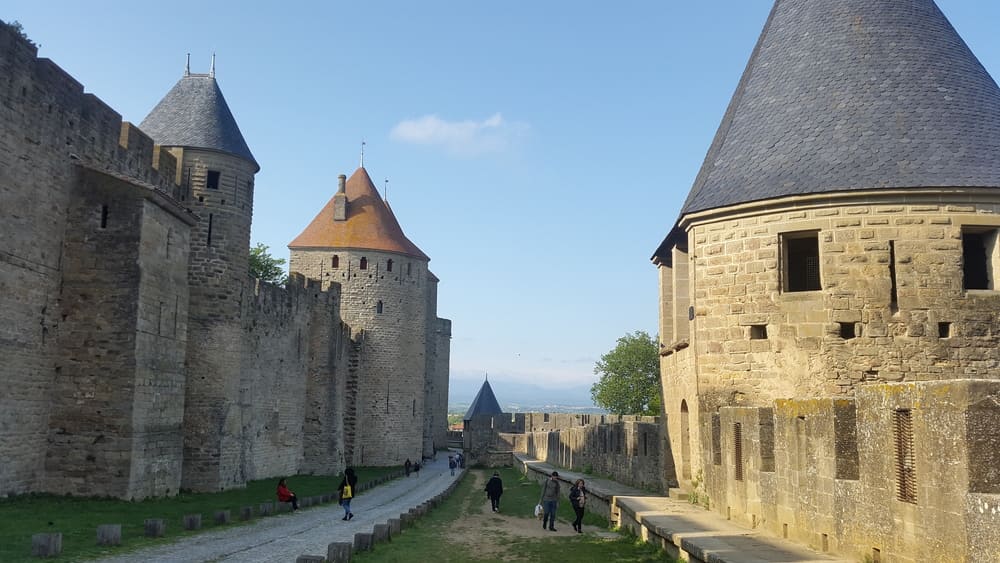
[288,167,429,260]
[680,0,1000,217]
[464,379,503,420]
[140,73,258,171]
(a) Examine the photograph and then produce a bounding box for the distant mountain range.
[447,377,605,415]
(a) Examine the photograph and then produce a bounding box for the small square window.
[782,231,821,292]
[962,228,999,290]
[206,170,220,190]
[839,322,856,339]
[750,325,768,340]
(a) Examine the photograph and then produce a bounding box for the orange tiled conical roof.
[288,167,429,260]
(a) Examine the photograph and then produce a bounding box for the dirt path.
[443,471,606,561]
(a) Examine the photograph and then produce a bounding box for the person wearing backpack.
[338,467,358,521]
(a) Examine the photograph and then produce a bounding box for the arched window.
[386,259,393,272]
[360,257,368,270]
[331,255,339,268]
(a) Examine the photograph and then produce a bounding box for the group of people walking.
[276,455,591,535]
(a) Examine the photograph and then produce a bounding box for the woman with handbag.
[569,478,587,533]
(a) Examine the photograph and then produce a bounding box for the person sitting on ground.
[485,471,504,513]
[337,467,358,521]
[276,478,298,511]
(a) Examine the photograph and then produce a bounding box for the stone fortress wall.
[0,21,449,500]
[658,194,1000,561]
[464,412,671,493]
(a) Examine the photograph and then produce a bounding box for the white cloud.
[389,113,528,156]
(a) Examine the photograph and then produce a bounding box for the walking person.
[449,456,457,476]
[485,471,504,513]
[404,458,412,477]
[569,478,587,533]
[337,467,358,521]
[276,478,299,511]
[539,471,561,531]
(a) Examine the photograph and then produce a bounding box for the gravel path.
[97,455,462,563]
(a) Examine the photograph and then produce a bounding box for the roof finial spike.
[185,53,190,76]
[384,178,389,202]
[360,139,366,168]
[485,370,488,382]
[209,52,216,78]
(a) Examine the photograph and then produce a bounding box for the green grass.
[352,467,673,563]
[0,467,399,562]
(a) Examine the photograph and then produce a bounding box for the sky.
[6,1,1000,404]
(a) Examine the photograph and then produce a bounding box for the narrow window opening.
[894,409,917,504]
[734,423,744,481]
[822,534,829,552]
[889,241,898,313]
[749,325,767,340]
[376,300,383,314]
[938,322,951,339]
[412,399,416,416]
[783,523,788,538]
[100,205,109,229]
[206,170,220,190]
[332,255,339,268]
[839,322,856,339]
[360,257,368,270]
[407,263,412,275]
[872,548,881,563]
[642,433,647,456]
[963,228,999,290]
[387,259,393,272]
[782,231,821,292]
[711,414,722,465]
[207,214,213,246]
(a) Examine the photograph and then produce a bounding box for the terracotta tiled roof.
[288,167,429,260]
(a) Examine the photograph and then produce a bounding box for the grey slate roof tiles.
[464,379,504,420]
[140,74,258,171]
[678,0,1000,218]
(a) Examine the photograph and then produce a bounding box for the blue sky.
[7,1,1000,403]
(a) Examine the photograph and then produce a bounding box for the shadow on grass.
[0,467,400,562]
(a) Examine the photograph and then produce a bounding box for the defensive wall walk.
[95,455,461,563]
[515,453,852,563]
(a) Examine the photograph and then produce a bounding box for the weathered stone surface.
[372,523,390,543]
[183,514,202,530]
[31,533,62,557]
[96,524,121,546]
[327,541,353,563]
[353,532,373,552]
[144,519,165,537]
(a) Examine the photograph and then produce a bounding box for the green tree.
[590,330,662,415]
[249,243,288,284]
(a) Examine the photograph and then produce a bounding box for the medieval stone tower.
[652,1,1000,560]
[140,65,261,491]
[289,169,450,465]
[1,19,450,500]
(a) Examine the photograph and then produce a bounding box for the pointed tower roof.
[679,0,1000,218]
[288,167,429,260]
[140,73,258,171]
[464,378,503,420]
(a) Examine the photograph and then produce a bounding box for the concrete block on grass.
[259,502,275,516]
[96,524,121,546]
[388,518,401,536]
[214,510,231,525]
[31,533,62,557]
[240,506,254,521]
[183,514,202,530]
[354,532,373,552]
[144,519,166,537]
[327,541,353,562]
[373,523,390,543]
[296,556,325,563]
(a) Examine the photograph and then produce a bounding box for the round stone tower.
[289,168,431,466]
[140,64,259,491]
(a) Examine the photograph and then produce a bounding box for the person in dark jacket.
[276,478,298,511]
[539,471,561,531]
[337,467,358,521]
[485,471,504,512]
[569,478,587,533]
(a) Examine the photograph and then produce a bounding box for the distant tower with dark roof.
[289,168,450,465]
[464,377,504,421]
[652,1,1000,560]
[141,66,260,491]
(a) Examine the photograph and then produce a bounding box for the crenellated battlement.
[1,19,178,197]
